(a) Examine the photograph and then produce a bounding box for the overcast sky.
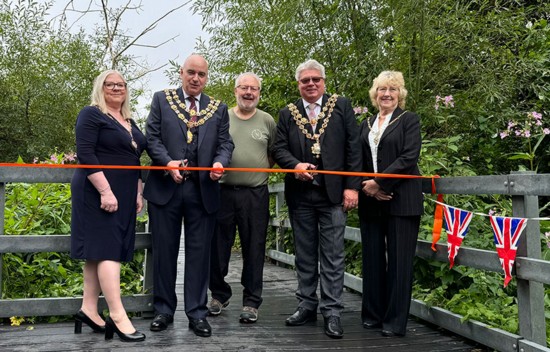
[44,1,206,115]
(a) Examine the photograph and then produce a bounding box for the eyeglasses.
[377,87,398,93]
[299,76,324,85]
[104,82,127,90]
[236,85,260,92]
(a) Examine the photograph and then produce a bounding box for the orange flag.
[431,177,444,251]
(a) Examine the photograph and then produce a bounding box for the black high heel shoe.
[73,309,106,334]
[105,316,146,342]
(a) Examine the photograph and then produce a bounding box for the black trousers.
[148,179,216,320]
[209,185,269,308]
[360,214,420,335]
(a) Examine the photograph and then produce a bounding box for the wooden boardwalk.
[0,250,488,351]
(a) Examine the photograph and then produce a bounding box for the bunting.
[443,205,473,269]
[489,216,527,287]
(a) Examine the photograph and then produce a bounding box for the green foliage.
[193,0,382,117]
[414,260,520,333]
[1,154,144,323]
[0,0,101,162]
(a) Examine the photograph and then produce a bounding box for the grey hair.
[90,69,131,120]
[235,72,262,89]
[295,59,326,81]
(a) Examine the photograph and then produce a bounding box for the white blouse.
[368,111,393,173]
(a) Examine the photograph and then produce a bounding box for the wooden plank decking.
[0,248,488,351]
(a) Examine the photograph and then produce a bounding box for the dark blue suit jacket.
[143,88,234,213]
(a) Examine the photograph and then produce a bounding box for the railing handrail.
[268,172,550,352]
[1,168,549,351]
[0,167,154,319]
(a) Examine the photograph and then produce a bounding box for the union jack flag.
[443,205,473,269]
[489,216,528,287]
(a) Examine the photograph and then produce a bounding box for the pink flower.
[488,209,496,216]
[64,153,76,162]
[507,121,516,130]
[524,130,531,137]
[532,111,542,120]
[499,132,508,139]
[543,128,550,135]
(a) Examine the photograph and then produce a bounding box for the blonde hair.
[369,71,408,110]
[90,70,131,120]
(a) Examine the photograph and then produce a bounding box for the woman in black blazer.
[358,71,423,337]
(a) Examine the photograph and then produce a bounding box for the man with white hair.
[208,72,276,324]
[272,59,361,339]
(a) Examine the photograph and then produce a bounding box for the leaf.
[507,153,532,161]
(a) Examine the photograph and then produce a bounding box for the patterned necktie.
[188,96,197,123]
[308,103,317,130]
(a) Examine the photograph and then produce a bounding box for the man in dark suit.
[143,54,234,337]
[272,59,361,339]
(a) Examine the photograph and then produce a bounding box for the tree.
[55,0,188,120]
[192,0,382,116]
[194,0,550,174]
[0,0,189,161]
[0,0,99,162]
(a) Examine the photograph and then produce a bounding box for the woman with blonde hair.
[71,69,146,342]
[358,71,423,337]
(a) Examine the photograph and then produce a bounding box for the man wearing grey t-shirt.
[208,72,276,324]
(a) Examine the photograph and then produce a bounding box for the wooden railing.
[1,167,549,351]
[267,172,550,352]
[0,167,154,318]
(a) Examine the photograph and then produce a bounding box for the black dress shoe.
[105,317,146,342]
[73,309,106,333]
[381,329,404,337]
[362,321,381,329]
[324,316,343,339]
[150,314,173,332]
[189,318,212,337]
[285,307,317,326]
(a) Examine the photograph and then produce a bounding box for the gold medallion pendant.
[288,94,339,159]
[311,142,321,158]
[187,130,194,144]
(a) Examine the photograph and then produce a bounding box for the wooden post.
[0,182,4,298]
[141,201,154,318]
[510,171,546,346]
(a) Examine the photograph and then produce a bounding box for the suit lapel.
[318,95,329,146]
[379,107,404,143]
[295,99,307,157]
[175,87,189,137]
[361,115,376,146]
